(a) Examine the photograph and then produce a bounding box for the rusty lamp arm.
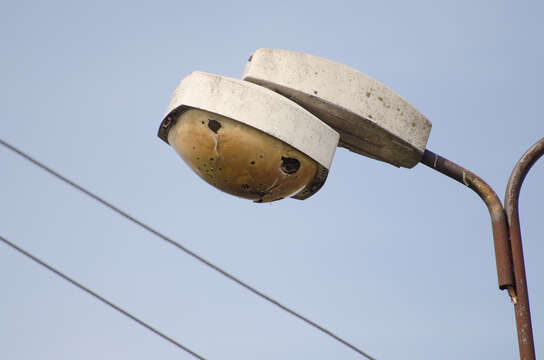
[503,137,544,360]
[422,139,544,360]
[420,149,515,294]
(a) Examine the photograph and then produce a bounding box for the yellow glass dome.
[167,108,318,203]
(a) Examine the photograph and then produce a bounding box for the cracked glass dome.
[167,108,319,203]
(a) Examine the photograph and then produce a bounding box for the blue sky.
[1,1,542,359]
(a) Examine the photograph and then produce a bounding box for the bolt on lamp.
[158,48,541,359]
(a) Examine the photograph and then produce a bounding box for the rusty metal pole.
[421,150,516,293]
[504,137,544,360]
[422,143,543,360]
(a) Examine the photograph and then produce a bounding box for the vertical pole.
[504,137,544,360]
[506,210,535,360]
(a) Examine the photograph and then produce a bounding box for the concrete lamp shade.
[243,49,432,168]
[158,71,340,202]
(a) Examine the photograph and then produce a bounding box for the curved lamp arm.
[421,149,515,294]
[504,137,544,360]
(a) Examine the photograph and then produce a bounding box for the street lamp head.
[158,71,340,202]
[243,49,432,168]
[159,51,432,202]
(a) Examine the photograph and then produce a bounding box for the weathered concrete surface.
[163,71,339,169]
[243,49,432,168]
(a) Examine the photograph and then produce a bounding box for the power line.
[0,234,206,360]
[0,138,376,360]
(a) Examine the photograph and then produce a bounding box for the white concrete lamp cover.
[243,49,432,168]
[158,71,340,201]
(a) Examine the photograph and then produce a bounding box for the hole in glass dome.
[280,157,300,174]
[208,119,221,133]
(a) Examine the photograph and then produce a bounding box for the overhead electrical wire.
[0,138,376,360]
[0,234,207,360]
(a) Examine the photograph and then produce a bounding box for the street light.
[158,71,339,202]
[158,48,541,360]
